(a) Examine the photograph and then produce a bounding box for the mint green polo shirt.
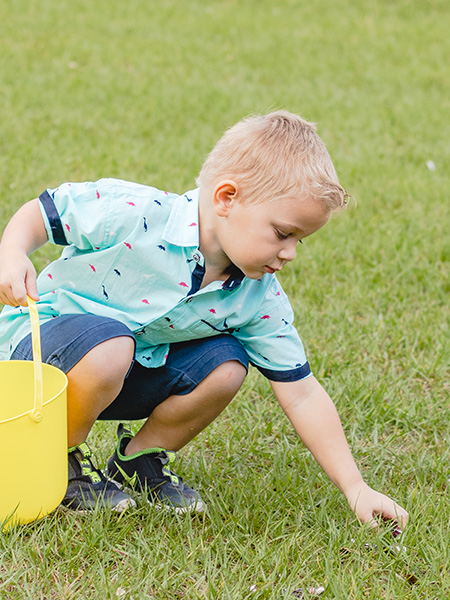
[0,179,311,381]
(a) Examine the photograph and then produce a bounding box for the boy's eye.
[275,229,303,244]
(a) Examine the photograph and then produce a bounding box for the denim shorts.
[11,314,249,420]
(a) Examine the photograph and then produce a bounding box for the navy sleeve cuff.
[255,361,311,382]
[39,190,68,246]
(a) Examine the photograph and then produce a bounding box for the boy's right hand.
[0,198,47,307]
[0,249,39,307]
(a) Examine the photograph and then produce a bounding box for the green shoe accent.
[112,462,138,489]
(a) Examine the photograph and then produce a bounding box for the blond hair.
[197,110,349,212]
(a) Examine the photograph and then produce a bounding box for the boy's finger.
[386,505,408,529]
[11,289,29,307]
[10,278,31,307]
[25,269,40,302]
[375,504,408,530]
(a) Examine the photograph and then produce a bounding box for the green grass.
[1,0,449,598]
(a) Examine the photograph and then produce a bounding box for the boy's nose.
[278,241,297,263]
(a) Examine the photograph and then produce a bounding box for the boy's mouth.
[264,266,280,274]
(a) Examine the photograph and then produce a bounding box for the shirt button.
[192,252,201,263]
[186,297,193,303]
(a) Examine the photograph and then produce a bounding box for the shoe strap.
[158,450,177,465]
[71,442,102,484]
[117,422,133,441]
[159,450,181,486]
[76,442,93,459]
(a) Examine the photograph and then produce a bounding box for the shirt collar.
[162,188,200,247]
[222,264,245,290]
[162,187,246,290]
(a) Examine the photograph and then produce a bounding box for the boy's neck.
[198,188,233,283]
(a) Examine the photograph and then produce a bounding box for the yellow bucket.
[0,297,68,529]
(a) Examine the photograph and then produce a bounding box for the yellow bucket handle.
[27,296,43,423]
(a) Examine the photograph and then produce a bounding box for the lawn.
[0,0,449,598]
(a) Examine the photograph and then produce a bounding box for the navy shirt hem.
[39,190,68,245]
[255,361,311,381]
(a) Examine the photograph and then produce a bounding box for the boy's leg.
[11,314,137,512]
[102,335,249,512]
[127,359,246,453]
[65,335,135,447]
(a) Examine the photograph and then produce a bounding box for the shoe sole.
[60,496,136,514]
[112,497,137,513]
[150,498,206,515]
[110,477,206,514]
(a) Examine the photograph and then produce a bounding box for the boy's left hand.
[272,377,408,531]
[344,480,408,530]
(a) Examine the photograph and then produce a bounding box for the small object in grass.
[281,585,325,598]
[391,525,403,539]
[385,526,406,555]
[426,160,436,171]
[341,533,418,586]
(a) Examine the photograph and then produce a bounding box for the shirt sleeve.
[39,179,119,250]
[234,277,312,382]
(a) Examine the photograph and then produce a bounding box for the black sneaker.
[62,442,136,512]
[107,424,205,514]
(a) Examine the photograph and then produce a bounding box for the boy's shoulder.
[51,179,182,226]
[94,178,178,204]
[53,178,178,204]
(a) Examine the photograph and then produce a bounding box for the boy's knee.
[70,335,135,383]
[102,336,135,377]
[210,360,247,396]
[113,335,136,370]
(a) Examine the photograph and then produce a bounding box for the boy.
[0,111,408,528]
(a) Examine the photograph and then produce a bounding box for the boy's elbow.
[271,375,325,411]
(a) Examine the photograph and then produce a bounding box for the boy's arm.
[0,198,48,307]
[271,375,408,528]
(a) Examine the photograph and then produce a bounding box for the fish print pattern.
[0,181,309,381]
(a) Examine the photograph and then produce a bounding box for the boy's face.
[214,188,330,280]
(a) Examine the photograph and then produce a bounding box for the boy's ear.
[213,181,239,217]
